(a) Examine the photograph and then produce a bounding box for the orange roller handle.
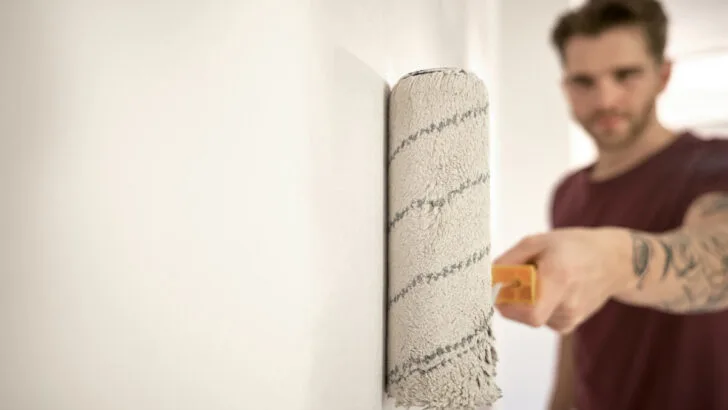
[491,264,538,305]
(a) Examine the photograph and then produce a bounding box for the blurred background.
[0,0,726,409]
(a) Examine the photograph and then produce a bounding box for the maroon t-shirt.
[551,132,728,410]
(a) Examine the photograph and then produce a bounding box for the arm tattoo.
[630,232,652,289]
[653,230,728,312]
[629,194,728,313]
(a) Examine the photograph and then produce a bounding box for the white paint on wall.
[11,1,726,410]
[0,1,488,410]
[1,2,320,409]
[489,0,574,407]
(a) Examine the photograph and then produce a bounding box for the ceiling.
[660,0,728,58]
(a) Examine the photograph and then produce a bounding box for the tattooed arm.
[616,192,728,313]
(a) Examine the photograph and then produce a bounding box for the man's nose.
[593,80,621,110]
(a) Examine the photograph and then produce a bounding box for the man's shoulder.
[674,131,728,204]
[683,132,728,176]
[683,130,728,149]
[697,134,728,158]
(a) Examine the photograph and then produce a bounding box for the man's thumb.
[493,233,549,265]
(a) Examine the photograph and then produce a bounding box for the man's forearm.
[616,224,728,313]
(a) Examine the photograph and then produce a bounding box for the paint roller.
[386,68,537,409]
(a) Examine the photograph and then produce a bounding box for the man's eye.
[615,69,641,82]
[571,76,593,87]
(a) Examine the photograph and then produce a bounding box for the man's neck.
[591,123,676,181]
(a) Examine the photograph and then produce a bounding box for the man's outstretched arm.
[617,191,728,313]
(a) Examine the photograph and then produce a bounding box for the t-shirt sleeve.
[687,139,728,200]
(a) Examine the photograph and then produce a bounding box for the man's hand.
[494,227,636,333]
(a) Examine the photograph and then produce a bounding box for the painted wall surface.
[1,2,322,409]
[0,1,501,409]
[7,1,724,410]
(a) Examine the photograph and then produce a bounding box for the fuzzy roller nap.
[386,68,500,409]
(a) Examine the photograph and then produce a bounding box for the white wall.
[490,0,574,409]
[2,2,323,409]
[660,52,728,135]
[0,1,507,410]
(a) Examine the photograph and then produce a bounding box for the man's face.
[561,26,670,151]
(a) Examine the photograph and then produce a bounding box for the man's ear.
[657,58,672,93]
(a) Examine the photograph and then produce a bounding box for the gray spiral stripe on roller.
[387,67,500,409]
[386,309,496,383]
[387,172,490,231]
[388,104,489,164]
[387,245,490,306]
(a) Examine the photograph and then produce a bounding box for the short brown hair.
[550,0,669,63]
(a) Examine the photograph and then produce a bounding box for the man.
[494,1,728,409]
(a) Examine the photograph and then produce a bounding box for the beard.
[579,99,655,151]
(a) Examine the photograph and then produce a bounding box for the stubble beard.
[582,99,655,152]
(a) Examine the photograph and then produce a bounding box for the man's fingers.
[531,263,568,324]
[496,304,534,325]
[546,308,577,334]
[494,232,572,329]
[493,233,548,265]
